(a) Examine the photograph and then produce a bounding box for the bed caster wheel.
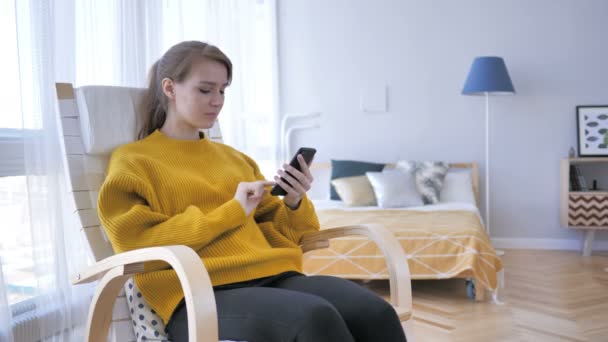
[465,279,475,299]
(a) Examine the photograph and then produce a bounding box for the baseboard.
[491,238,608,251]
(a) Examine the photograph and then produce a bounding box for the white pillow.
[366,169,423,208]
[76,86,144,156]
[439,169,476,205]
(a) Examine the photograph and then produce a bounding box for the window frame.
[0,128,25,177]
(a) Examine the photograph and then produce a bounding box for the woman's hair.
[138,41,232,139]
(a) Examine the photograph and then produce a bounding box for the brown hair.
[138,41,232,139]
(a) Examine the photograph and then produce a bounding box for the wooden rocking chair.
[55,83,413,342]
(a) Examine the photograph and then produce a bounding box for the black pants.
[166,271,407,342]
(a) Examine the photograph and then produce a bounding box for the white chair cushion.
[76,85,145,156]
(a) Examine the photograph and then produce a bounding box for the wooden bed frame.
[308,161,487,301]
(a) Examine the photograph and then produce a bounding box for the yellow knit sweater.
[98,129,320,324]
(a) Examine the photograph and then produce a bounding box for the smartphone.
[270,147,317,196]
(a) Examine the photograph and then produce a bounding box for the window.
[0,0,36,305]
[0,176,34,305]
[0,0,22,130]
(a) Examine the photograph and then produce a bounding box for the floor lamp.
[462,56,515,251]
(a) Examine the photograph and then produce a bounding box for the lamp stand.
[485,93,490,235]
[485,92,505,257]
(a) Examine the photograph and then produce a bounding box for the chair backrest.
[55,83,223,262]
[55,83,224,342]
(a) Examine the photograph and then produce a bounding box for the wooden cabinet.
[560,158,608,256]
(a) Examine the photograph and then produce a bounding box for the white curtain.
[0,0,95,341]
[0,260,14,341]
[72,0,163,87]
[65,0,280,177]
[0,0,279,340]
[202,0,281,177]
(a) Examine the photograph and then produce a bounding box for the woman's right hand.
[234,181,275,216]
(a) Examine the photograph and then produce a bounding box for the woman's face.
[168,58,229,132]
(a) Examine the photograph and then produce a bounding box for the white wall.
[278,0,608,245]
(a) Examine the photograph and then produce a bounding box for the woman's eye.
[199,89,211,94]
[220,89,225,95]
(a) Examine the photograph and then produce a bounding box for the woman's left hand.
[274,154,314,209]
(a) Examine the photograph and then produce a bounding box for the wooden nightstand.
[560,158,608,256]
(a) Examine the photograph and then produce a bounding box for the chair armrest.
[301,224,412,314]
[74,245,218,342]
[72,245,194,284]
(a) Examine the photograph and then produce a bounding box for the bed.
[302,162,503,300]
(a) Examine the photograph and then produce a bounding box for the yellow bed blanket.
[303,209,503,290]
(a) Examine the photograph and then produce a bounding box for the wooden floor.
[362,249,608,342]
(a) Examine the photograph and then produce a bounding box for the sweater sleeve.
[98,172,247,254]
[243,155,320,244]
[255,194,320,244]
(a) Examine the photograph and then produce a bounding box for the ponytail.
[138,61,167,140]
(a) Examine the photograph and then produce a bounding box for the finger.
[278,169,307,194]
[258,180,276,187]
[274,175,297,195]
[296,155,309,173]
[282,164,310,189]
[253,181,274,197]
[283,163,303,178]
[252,187,264,198]
[297,154,314,181]
[282,168,311,191]
[245,187,259,198]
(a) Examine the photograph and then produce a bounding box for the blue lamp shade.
[462,56,515,95]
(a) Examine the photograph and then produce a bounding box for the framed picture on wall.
[577,105,608,157]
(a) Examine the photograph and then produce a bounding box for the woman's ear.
[161,77,176,100]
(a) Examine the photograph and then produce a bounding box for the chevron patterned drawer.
[568,193,608,227]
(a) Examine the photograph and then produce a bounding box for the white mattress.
[312,199,479,213]
[312,199,486,231]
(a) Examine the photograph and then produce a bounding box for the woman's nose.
[210,92,223,106]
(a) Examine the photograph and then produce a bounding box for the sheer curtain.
[72,0,163,87]
[202,0,280,176]
[0,0,94,341]
[0,0,279,340]
[67,0,280,176]
[0,263,14,341]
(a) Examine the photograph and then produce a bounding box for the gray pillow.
[366,170,423,208]
[396,161,449,204]
[330,160,385,200]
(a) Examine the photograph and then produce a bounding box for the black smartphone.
[270,147,317,196]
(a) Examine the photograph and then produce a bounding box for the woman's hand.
[234,180,274,216]
[274,154,314,209]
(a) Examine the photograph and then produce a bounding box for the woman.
[98,41,406,342]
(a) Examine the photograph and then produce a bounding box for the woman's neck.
[160,117,200,140]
